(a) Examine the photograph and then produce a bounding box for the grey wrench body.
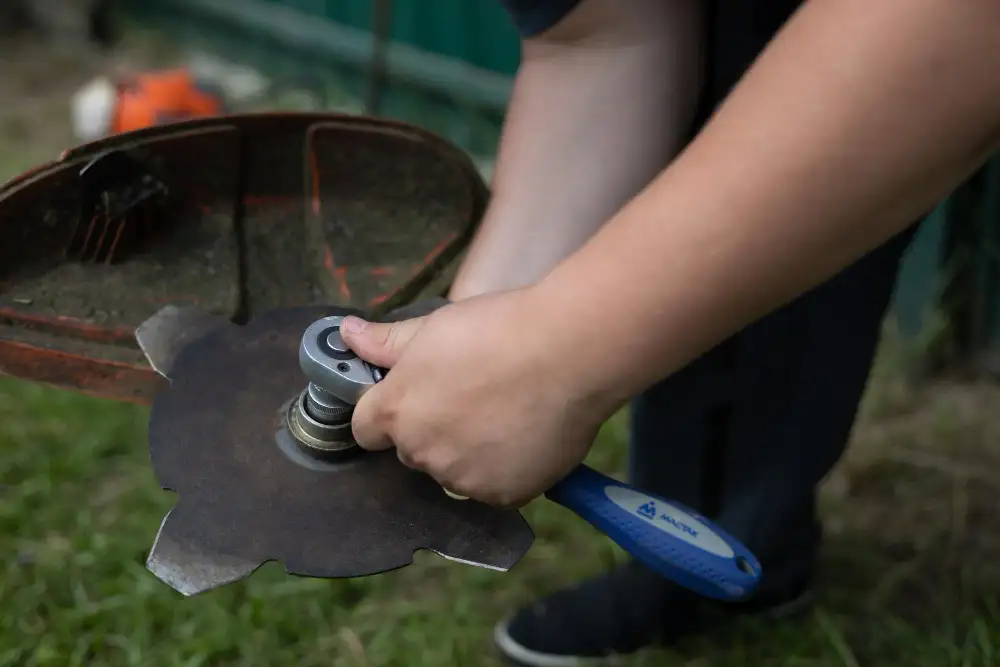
[299,315,382,405]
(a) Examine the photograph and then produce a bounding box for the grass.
[1,341,999,666]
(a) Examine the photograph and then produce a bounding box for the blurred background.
[0,1,999,666]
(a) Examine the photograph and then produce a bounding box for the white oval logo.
[604,486,734,558]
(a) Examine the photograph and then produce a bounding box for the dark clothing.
[498,0,583,36]
[499,0,806,107]
[499,0,918,593]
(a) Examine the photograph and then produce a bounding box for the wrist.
[525,273,638,416]
[446,280,484,302]
[447,254,509,301]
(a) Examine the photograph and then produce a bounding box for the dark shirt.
[499,0,806,119]
[498,0,582,37]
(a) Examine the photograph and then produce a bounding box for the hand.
[340,288,615,507]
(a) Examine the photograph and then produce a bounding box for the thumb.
[340,314,424,368]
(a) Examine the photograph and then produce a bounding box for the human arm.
[448,0,703,299]
[342,0,1000,508]
[540,0,1000,408]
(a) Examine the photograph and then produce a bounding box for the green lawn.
[1,347,999,666]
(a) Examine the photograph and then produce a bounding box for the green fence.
[936,162,1000,363]
[254,0,522,75]
[127,0,1000,370]
[133,0,519,155]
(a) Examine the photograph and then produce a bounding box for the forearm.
[449,0,702,299]
[543,0,1000,404]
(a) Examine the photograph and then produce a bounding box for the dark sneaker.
[493,561,812,666]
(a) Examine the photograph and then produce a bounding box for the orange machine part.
[111,69,224,134]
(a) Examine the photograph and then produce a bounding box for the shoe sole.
[493,614,628,667]
[760,589,814,620]
[493,590,814,667]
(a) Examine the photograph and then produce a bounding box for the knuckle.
[396,447,417,469]
[494,491,520,509]
[373,395,397,427]
[382,323,400,353]
[408,446,434,471]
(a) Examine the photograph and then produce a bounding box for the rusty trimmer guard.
[0,112,488,403]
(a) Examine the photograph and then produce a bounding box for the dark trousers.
[623,0,921,592]
[628,226,916,591]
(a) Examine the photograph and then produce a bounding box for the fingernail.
[443,487,469,501]
[342,316,368,335]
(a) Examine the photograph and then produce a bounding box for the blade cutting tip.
[146,510,259,596]
[426,511,534,573]
[431,550,511,572]
[135,305,234,380]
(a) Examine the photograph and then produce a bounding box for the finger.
[350,382,394,451]
[396,447,418,469]
[340,315,424,368]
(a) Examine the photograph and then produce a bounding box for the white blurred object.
[187,53,269,103]
[72,76,116,143]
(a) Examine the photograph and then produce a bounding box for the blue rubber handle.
[545,464,763,601]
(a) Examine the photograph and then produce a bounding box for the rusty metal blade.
[135,306,235,381]
[144,305,534,592]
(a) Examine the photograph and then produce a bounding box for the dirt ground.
[0,41,93,178]
[0,29,183,179]
[0,24,998,667]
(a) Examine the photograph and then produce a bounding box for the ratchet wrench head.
[298,315,382,405]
